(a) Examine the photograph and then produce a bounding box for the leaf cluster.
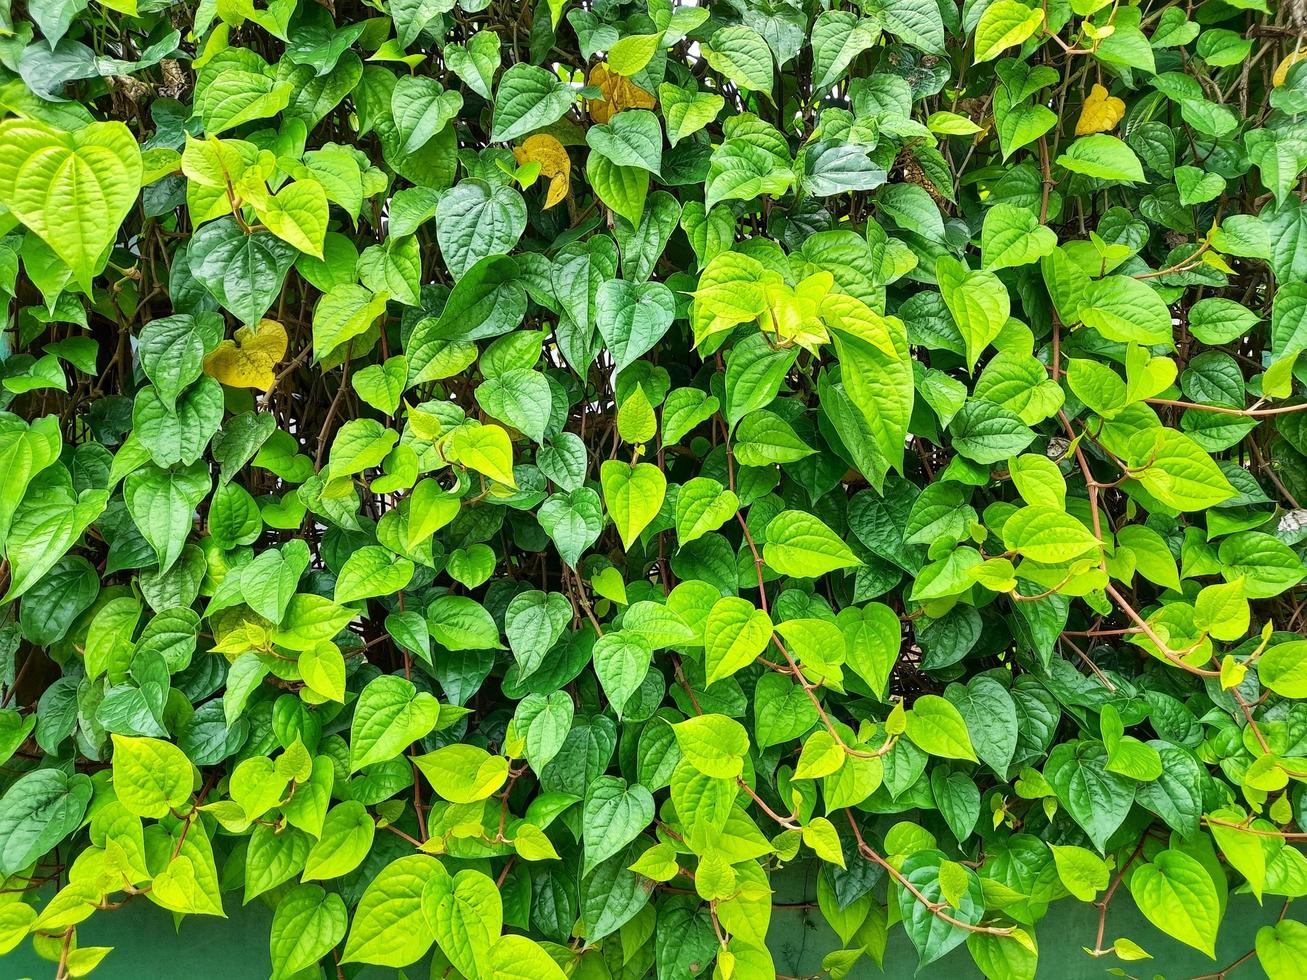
[1,0,1307,977]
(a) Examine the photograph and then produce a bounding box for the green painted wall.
[2,867,1281,979]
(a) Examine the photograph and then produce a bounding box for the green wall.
[2,866,1281,979]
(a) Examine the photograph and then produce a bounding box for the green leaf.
[392,76,462,156]
[904,695,978,761]
[672,714,750,778]
[0,119,142,290]
[596,279,676,373]
[341,854,444,966]
[607,34,661,76]
[949,400,1036,464]
[937,256,1011,371]
[490,935,570,980]
[1127,428,1236,511]
[592,630,653,717]
[1057,135,1146,183]
[1257,920,1307,980]
[675,477,739,544]
[445,31,500,100]
[123,461,211,574]
[974,1,1044,62]
[763,510,861,578]
[587,154,650,226]
[189,218,298,326]
[448,422,517,487]
[1129,849,1222,958]
[659,84,725,147]
[413,743,509,803]
[811,12,881,90]
[512,692,573,772]
[702,26,774,97]
[1050,844,1109,901]
[1078,276,1173,346]
[311,283,388,362]
[334,546,415,604]
[302,802,376,880]
[703,597,772,686]
[491,64,576,143]
[0,769,92,876]
[1002,506,1101,564]
[539,488,604,567]
[435,179,527,278]
[111,734,194,818]
[600,460,667,551]
[1258,640,1307,697]
[583,776,655,875]
[269,884,348,979]
[4,478,106,602]
[981,204,1057,270]
[587,110,663,173]
[349,675,442,770]
[428,870,501,978]
[1044,740,1135,851]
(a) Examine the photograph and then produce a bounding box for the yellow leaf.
[448,422,517,488]
[251,178,329,258]
[1274,49,1307,87]
[1075,84,1126,136]
[586,63,657,125]
[203,318,288,389]
[513,134,570,210]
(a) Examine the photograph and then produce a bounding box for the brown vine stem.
[1059,636,1118,693]
[843,810,1015,936]
[730,454,888,761]
[567,566,605,638]
[1145,397,1307,417]
[258,342,313,408]
[1051,414,1211,690]
[54,926,74,980]
[1102,583,1220,679]
[1183,900,1290,980]
[1132,251,1210,279]
[1089,841,1143,956]
[1184,947,1257,980]
[381,823,424,848]
[736,777,800,830]
[1202,816,1307,839]
[767,631,889,761]
[1231,687,1272,753]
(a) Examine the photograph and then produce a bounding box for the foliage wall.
[1,0,1307,975]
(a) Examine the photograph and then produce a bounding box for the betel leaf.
[763,510,861,578]
[491,64,576,143]
[905,695,978,762]
[981,203,1057,270]
[341,855,444,966]
[349,675,441,770]
[600,460,666,551]
[1056,135,1146,183]
[269,885,348,978]
[704,596,772,685]
[582,776,654,874]
[1129,849,1223,957]
[937,256,1010,371]
[0,119,142,290]
[1044,741,1135,852]
[974,1,1044,63]
[0,769,92,875]
[595,279,676,373]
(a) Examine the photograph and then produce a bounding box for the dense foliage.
[2,0,1307,975]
